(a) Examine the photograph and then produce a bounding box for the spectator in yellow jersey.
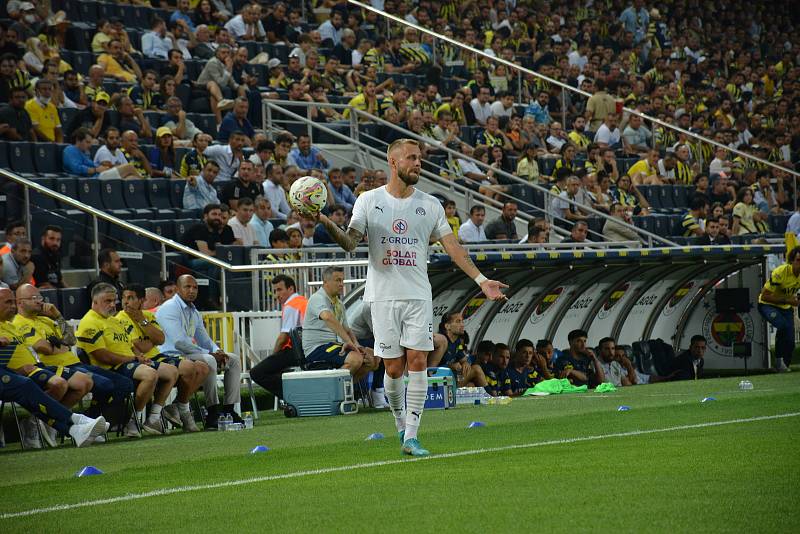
[24,79,62,142]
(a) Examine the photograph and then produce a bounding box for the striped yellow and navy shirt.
[759,263,800,309]
[12,314,79,367]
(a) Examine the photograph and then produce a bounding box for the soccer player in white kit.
[317,138,508,456]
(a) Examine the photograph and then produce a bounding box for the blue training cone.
[701,397,716,403]
[250,445,270,453]
[617,405,631,412]
[75,466,104,477]
[365,433,384,441]
[467,421,486,428]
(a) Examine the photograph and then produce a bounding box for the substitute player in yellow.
[116,284,207,432]
[77,283,178,437]
[758,246,800,372]
[316,138,508,456]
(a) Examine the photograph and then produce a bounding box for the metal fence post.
[92,215,100,277]
[221,268,228,313]
[161,243,167,280]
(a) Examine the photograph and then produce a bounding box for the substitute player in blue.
[317,138,508,456]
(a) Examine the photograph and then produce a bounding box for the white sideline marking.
[2,412,798,520]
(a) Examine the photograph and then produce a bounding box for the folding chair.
[0,400,45,450]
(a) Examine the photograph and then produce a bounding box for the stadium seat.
[59,288,89,321]
[146,178,174,210]
[95,2,117,20]
[315,122,349,144]
[538,157,557,178]
[586,217,604,239]
[122,179,152,211]
[0,141,8,169]
[510,183,536,213]
[769,214,789,234]
[650,215,670,236]
[669,215,685,237]
[32,143,63,175]
[52,177,78,208]
[39,288,59,308]
[7,142,36,175]
[98,178,131,212]
[637,185,660,210]
[672,185,690,208]
[657,185,676,211]
[189,113,217,136]
[173,218,195,244]
[70,51,94,76]
[28,178,59,211]
[151,219,176,241]
[76,0,97,23]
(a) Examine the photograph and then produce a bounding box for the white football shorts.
[370,299,434,358]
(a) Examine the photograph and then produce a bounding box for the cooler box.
[405,368,456,410]
[282,369,358,417]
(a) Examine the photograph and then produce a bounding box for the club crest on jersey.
[416,207,426,216]
[393,219,408,234]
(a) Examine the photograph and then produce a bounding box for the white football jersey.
[349,186,452,302]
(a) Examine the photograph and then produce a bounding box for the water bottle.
[226,414,236,431]
[739,380,753,391]
[243,413,254,429]
[218,414,228,431]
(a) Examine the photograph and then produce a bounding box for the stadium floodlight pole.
[349,0,800,181]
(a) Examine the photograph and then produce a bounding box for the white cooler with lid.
[281,369,358,417]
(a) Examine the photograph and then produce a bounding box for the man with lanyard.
[14,283,133,444]
[204,130,247,182]
[758,246,800,372]
[156,275,242,430]
[117,284,207,431]
[249,275,308,400]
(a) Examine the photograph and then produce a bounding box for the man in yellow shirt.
[24,79,63,142]
[758,247,800,372]
[627,149,661,184]
[116,284,207,432]
[76,283,178,437]
[0,287,93,446]
[97,38,142,83]
[343,80,378,120]
[14,284,134,428]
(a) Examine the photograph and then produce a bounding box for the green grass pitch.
[1,373,799,533]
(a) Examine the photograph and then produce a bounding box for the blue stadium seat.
[358,123,379,142]
[147,178,175,210]
[189,113,217,136]
[39,288,59,308]
[672,185,690,208]
[151,219,176,241]
[52,177,78,208]
[216,245,245,265]
[76,178,104,207]
[70,51,94,76]
[586,217,604,239]
[769,214,789,234]
[510,183,536,213]
[28,178,59,211]
[121,178,148,208]
[60,288,89,320]
[669,215,685,236]
[0,141,9,169]
[538,157,557,178]
[650,215,670,236]
[173,218,195,244]
[7,142,36,175]
[268,43,290,64]
[637,185,660,210]
[33,143,63,175]
[77,0,98,23]
[99,178,130,212]
[657,185,676,211]
[95,2,116,20]
[315,122,349,144]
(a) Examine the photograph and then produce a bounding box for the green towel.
[523,378,588,396]
[595,382,618,393]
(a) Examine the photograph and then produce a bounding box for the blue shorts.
[28,364,77,388]
[305,342,345,367]
[357,337,375,349]
[111,360,159,379]
[152,354,184,367]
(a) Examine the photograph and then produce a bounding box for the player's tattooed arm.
[319,214,363,252]
[440,233,480,278]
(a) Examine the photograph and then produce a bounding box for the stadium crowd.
[0,1,798,446]
[0,0,796,253]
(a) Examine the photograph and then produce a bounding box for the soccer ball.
[289,175,328,215]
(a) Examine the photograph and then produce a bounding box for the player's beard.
[398,168,420,186]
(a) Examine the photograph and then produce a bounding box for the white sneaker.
[162,404,182,428]
[38,419,58,447]
[68,416,107,448]
[371,389,388,409]
[142,417,165,435]
[180,410,200,432]
[217,98,235,111]
[20,418,43,449]
[124,419,142,438]
[776,359,790,372]
[94,422,111,443]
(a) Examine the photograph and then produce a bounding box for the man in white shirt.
[470,86,493,126]
[91,126,140,179]
[251,196,275,247]
[489,91,515,119]
[227,197,258,246]
[708,145,731,176]
[141,17,175,59]
[262,162,291,220]
[203,131,247,181]
[594,113,621,149]
[318,11,344,47]
[224,4,266,41]
[459,205,487,242]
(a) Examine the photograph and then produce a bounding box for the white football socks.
[383,372,406,432]
[177,402,190,414]
[404,370,427,441]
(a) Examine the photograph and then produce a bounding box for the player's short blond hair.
[386,138,422,160]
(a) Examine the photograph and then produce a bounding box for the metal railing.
[348,0,800,185]
[262,98,674,246]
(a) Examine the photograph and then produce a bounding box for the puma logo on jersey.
[374,205,384,213]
